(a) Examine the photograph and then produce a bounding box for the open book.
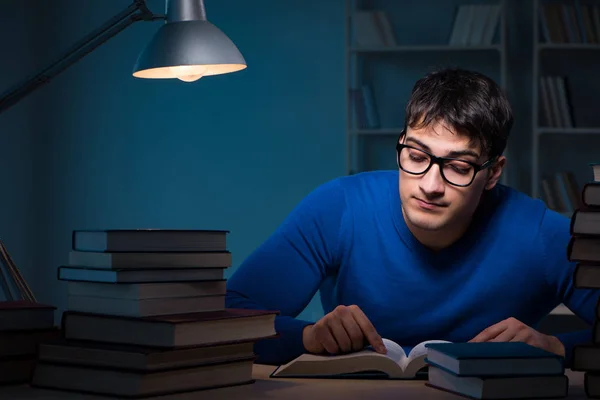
[271,338,451,379]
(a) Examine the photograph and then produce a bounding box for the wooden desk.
[0,364,590,399]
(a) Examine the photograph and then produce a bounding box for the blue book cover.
[424,342,561,360]
[424,342,564,377]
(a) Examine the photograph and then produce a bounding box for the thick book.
[270,338,451,379]
[38,336,276,371]
[424,342,564,377]
[72,229,228,253]
[31,356,255,398]
[61,308,278,348]
[570,208,600,236]
[582,182,600,208]
[68,250,232,269]
[567,236,600,263]
[573,262,600,288]
[66,280,226,300]
[57,266,225,283]
[572,344,600,372]
[0,300,56,331]
[66,293,226,317]
[426,365,568,399]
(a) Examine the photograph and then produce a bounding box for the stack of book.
[424,342,568,399]
[0,239,60,385]
[29,229,278,398]
[568,163,600,398]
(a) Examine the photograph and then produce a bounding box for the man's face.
[398,122,500,232]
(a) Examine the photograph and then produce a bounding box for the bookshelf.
[531,0,600,207]
[345,0,509,184]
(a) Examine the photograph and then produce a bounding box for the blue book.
[426,365,568,399]
[424,342,564,377]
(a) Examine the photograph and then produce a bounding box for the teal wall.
[1,0,346,320]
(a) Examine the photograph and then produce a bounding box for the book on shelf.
[539,1,600,44]
[271,338,450,379]
[351,10,396,47]
[448,4,501,46]
[538,76,574,128]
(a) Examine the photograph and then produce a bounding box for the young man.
[226,68,598,367]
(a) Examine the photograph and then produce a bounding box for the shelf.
[538,43,600,51]
[350,45,502,53]
[351,129,403,136]
[536,127,600,135]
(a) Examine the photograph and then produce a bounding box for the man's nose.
[419,163,446,195]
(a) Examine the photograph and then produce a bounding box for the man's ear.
[485,156,506,190]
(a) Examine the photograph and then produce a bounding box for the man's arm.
[226,178,349,365]
[541,209,600,366]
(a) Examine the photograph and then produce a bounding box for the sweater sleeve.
[541,208,600,367]
[225,178,348,365]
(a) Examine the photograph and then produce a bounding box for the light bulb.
[169,65,209,82]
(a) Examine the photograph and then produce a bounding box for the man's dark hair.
[405,68,513,158]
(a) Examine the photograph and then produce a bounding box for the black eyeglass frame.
[395,131,497,187]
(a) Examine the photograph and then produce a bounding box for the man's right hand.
[302,304,387,355]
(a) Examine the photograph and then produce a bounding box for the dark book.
[61,308,278,348]
[38,336,275,371]
[31,357,255,398]
[68,250,232,269]
[0,355,39,385]
[72,229,228,253]
[585,372,600,398]
[424,342,564,377]
[572,344,600,372]
[582,182,600,208]
[573,262,600,288]
[567,236,600,263]
[0,301,56,331]
[0,327,60,357]
[426,365,568,399]
[570,208,600,236]
[66,293,226,318]
[58,266,225,283]
[67,280,226,300]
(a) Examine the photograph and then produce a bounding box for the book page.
[407,339,451,362]
[366,338,406,364]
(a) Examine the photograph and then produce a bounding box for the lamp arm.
[0,0,165,115]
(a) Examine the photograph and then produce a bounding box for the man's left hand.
[469,317,565,357]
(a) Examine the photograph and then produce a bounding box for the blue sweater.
[226,171,599,367]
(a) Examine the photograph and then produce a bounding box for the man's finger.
[316,325,339,354]
[489,327,518,342]
[350,306,386,354]
[469,322,509,342]
[340,312,365,351]
[328,317,353,353]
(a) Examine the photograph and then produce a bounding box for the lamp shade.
[132,0,246,81]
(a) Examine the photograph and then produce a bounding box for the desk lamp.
[0,0,247,114]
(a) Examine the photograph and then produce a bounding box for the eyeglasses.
[395,134,496,187]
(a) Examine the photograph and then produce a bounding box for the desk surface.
[0,364,589,400]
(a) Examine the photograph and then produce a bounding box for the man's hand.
[469,317,565,357]
[302,304,387,355]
